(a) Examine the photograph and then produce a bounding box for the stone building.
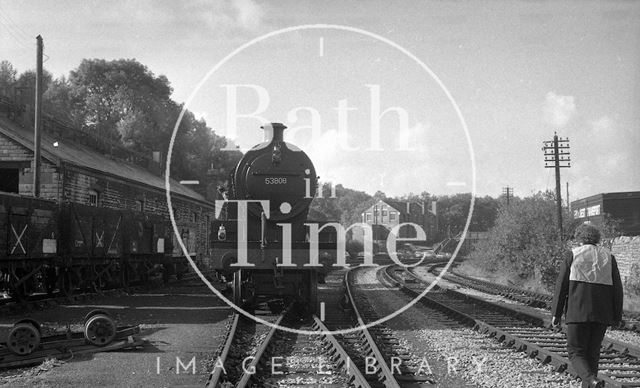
[360,199,437,243]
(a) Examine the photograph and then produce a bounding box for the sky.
[1,0,639,201]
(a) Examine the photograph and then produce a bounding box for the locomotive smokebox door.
[233,123,317,222]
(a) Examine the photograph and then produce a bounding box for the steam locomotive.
[211,123,336,312]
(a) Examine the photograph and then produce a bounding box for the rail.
[392,266,640,388]
[344,269,402,388]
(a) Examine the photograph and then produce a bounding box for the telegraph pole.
[33,35,43,197]
[502,186,513,206]
[542,133,570,239]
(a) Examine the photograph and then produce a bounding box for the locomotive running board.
[0,325,144,369]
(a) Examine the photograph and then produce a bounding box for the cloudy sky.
[2,0,639,200]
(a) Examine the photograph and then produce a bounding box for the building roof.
[0,117,209,204]
[364,199,424,215]
[571,191,640,205]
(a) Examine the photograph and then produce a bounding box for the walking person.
[551,223,624,388]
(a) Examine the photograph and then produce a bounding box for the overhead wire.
[0,3,31,41]
[0,15,31,50]
[0,4,52,65]
[0,2,40,64]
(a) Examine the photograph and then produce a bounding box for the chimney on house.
[148,151,163,176]
[406,202,410,214]
[430,201,437,216]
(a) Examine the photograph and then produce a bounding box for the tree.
[43,76,85,128]
[431,194,499,239]
[0,60,17,96]
[396,191,431,203]
[308,183,373,223]
[9,67,53,111]
[64,58,173,144]
[0,58,241,200]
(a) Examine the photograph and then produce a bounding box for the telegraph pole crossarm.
[502,186,513,206]
[542,132,571,240]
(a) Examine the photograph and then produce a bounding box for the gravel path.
[353,266,581,388]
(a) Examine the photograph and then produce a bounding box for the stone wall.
[611,236,640,312]
[611,236,640,283]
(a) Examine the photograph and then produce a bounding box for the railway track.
[427,263,640,333]
[331,269,435,387]
[207,279,369,387]
[429,263,552,308]
[208,267,438,388]
[383,264,640,387]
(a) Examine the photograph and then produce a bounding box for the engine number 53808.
[265,177,287,184]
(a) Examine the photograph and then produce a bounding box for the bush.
[467,191,572,291]
[346,239,364,258]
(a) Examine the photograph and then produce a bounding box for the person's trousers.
[566,322,608,387]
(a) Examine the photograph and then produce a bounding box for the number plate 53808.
[265,177,287,184]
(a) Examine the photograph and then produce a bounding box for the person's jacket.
[551,244,623,324]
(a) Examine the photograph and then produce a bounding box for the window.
[366,213,372,222]
[389,212,396,221]
[88,190,99,206]
[192,212,198,223]
[0,168,19,193]
[136,200,144,212]
[382,210,388,217]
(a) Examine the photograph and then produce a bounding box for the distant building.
[359,199,437,242]
[571,191,640,236]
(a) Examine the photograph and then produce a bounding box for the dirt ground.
[0,280,231,388]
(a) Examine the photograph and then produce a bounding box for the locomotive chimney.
[261,122,286,142]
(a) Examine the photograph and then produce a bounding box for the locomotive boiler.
[211,123,336,312]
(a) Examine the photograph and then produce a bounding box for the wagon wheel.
[84,311,116,346]
[7,320,42,355]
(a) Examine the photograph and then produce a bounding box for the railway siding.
[419,264,640,349]
[396,265,640,387]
